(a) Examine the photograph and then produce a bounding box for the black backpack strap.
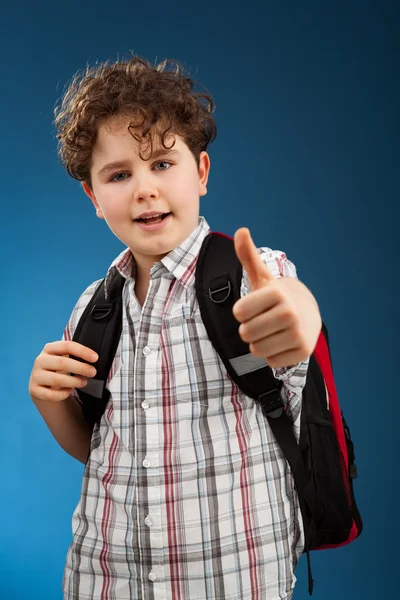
[195,233,285,413]
[71,267,125,426]
[196,232,315,594]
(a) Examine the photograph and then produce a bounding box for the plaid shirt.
[62,217,308,600]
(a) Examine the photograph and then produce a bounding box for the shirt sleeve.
[61,279,103,404]
[240,247,310,432]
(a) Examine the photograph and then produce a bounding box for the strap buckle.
[91,303,113,320]
[258,388,283,418]
[209,276,232,304]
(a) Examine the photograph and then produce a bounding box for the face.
[83,117,210,277]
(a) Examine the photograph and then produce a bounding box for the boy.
[29,56,321,600]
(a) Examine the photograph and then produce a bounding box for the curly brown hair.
[54,55,217,186]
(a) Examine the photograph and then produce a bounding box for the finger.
[249,329,299,359]
[36,370,89,390]
[238,305,292,343]
[32,385,74,403]
[38,353,97,378]
[264,349,303,369]
[44,341,98,362]
[233,285,283,323]
[234,228,275,291]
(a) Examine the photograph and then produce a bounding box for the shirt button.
[143,346,151,356]
[144,516,153,527]
[141,400,150,410]
[142,458,151,468]
[148,571,157,582]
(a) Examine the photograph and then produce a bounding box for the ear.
[82,182,104,219]
[198,151,210,197]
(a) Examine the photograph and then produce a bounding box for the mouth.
[134,212,171,224]
[134,212,172,232]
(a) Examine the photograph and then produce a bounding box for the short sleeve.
[61,280,103,403]
[62,280,103,344]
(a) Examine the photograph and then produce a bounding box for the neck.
[134,272,150,307]
[133,257,154,306]
[131,250,165,306]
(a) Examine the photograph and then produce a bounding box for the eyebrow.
[97,148,180,177]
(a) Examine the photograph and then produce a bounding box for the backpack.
[71,232,363,595]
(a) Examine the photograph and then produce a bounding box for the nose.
[133,171,160,203]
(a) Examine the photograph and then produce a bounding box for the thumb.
[234,228,275,290]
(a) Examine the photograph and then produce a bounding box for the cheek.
[174,198,199,218]
[171,178,200,209]
[99,194,129,220]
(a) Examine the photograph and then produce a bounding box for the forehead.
[94,115,185,156]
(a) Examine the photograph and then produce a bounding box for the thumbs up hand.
[232,228,322,369]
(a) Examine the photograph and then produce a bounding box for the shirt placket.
[135,275,172,599]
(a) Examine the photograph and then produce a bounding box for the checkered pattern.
[62,217,308,600]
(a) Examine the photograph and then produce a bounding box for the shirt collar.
[104,216,210,296]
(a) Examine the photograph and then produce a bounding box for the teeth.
[136,212,170,224]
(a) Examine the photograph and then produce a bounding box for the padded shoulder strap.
[195,232,285,413]
[71,268,125,426]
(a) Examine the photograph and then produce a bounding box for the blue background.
[1,1,398,598]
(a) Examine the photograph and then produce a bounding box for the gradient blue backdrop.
[1,1,398,598]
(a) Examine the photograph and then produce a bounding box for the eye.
[110,172,129,182]
[154,161,172,171]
